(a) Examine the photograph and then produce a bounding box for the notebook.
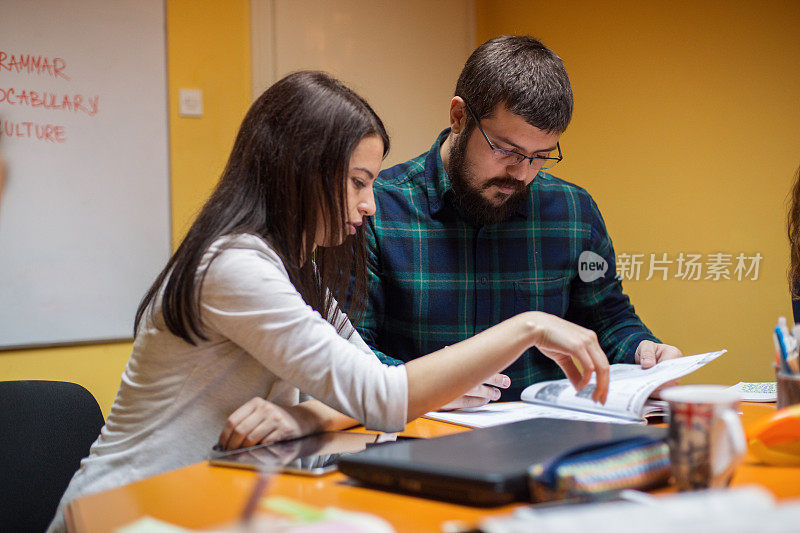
[337,418,667,506]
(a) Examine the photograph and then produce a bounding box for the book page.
[424,401,640,428]
[520,350,726,421]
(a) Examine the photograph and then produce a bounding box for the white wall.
[250,0,475,166]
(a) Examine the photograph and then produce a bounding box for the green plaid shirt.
[358,130,659,400]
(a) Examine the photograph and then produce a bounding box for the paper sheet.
[116,517,191,533]
[480,487,800,533]
[424,401,639,428]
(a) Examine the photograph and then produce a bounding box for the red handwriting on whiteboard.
[0,52,70,80]
[0,120,67,143]
[0,88,99,116]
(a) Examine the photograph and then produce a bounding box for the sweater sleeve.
[198,239,408,432]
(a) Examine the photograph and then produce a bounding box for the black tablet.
[209,431,413,476]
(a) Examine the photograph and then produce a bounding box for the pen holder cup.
[775,365,800,410]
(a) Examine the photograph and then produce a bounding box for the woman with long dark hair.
[48,71,609,532]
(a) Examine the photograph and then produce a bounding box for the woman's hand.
[405,311,613,421]
[524,311,610,404]
[218,397,311,451]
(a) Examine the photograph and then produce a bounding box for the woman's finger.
[243,417,280,448]
[546,352,584,391]
[563,342,595,389]
[547,335,607,403]
[585,340,609,404]
[219,397,260,448]
[525,313,612,404]
[225,409,268,450]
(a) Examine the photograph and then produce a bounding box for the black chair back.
[0,380,105,532]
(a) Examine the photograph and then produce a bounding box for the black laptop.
[338,418,666,506]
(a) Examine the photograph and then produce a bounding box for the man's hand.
[635,340,683,397]
[437,373,511,410]
[218,397,311,450]
[635,340,683,369]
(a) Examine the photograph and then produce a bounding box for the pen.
[774,326,792,375]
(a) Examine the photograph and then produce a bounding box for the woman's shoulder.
[208,233,275,253]
[199,233,288,282]
[203,233,282,264]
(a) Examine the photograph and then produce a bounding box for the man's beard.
[447,129,530,227]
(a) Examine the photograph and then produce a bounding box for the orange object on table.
[65,404,800,533]
[747,404,800,467]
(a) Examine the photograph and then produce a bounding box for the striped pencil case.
[528,436,670,502]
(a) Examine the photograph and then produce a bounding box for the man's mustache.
[483,177,525,193]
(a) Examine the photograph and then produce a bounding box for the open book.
[425,350,726,427]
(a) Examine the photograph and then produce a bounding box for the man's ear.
[448,97,467,134]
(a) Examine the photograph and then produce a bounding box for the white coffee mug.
[660,385,747,490]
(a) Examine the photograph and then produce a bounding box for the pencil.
[240,469,271,527]
[787,354,800,375]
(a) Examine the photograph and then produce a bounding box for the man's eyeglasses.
[462,99,562,170]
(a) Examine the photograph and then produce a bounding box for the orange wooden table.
[65,404,800,532]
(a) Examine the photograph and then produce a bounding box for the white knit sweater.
[47,234,407,532]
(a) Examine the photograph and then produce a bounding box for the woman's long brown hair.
[789,166,800,297]
[135,71,389,343]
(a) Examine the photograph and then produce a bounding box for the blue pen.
[774,325,792,374]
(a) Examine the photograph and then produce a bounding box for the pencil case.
[528,436,670,502]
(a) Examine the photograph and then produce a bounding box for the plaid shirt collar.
[425,128,531,221]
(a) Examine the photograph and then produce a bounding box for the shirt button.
[480,276,488,285]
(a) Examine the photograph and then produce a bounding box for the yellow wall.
[477,0,800,384]
[0,0,252,416]
[168,0,252,245]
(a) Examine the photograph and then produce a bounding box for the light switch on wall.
[178,89,203,117]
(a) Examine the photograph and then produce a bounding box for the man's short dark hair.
[455,35,573,134]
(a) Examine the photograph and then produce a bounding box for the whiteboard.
[0,0,170,349]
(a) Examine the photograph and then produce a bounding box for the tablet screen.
[209,431,411,476]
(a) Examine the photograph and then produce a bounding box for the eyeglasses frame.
[461,98,563,169]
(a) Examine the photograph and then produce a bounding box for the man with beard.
[357,35,681,407]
